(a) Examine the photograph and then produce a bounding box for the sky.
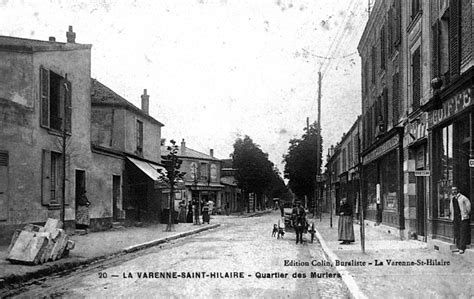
[0,0,368,174]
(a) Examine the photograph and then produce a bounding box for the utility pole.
[61,74,69,226]
[314,72,322,220]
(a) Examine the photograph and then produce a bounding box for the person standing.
[338,198,354,245]
[76,190,91,233]
[178,201,186,223]
[202,200,210,224]
[186,201,193,223]
[450,187,471,254]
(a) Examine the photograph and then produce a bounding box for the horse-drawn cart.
[282,210,316,243]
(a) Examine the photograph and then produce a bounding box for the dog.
[277,226,285,239]
[272,224,278,237]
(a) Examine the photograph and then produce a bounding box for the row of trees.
[232,136,289,211]
[283,121,322,210]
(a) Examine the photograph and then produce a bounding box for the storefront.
[362,131,404,228]
[428,80,473,243]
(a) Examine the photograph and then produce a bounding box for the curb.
[313,228,368,299]
[0,224,220,294]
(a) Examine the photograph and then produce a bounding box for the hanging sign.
[414,170,431,177]
[469,159,474,168]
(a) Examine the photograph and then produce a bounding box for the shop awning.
[127,157,166,181]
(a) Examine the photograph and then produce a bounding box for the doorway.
[112,175,121,221]
[416,176,425,238]
[75,170,86,221]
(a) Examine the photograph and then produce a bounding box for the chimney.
[66,25,76,43]
[48,36,56,42]
[141,89,149,115]
[181,139,186,156]
[210,149,214,158]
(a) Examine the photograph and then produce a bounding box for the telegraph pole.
[314,72,322,219]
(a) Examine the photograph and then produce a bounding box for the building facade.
[220,159,242,214]
[356,0,473,246]
[161,140,224,217]
[91,79,165,224]
[358,0,406,234]
[0,27,118,243]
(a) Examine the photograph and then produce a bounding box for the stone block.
[40,218,62,232]
[50,229,67,261]
[7,229,22,254]
[7,231,49,265]
[23,224,42,232]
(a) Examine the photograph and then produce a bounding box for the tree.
[232,136,275,211]
[283,121,323,210]
[158,140,186,231]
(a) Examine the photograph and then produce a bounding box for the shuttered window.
[394,0,401,46]
[380,24,386,71]
[432,20,441,78]
[383,88,388,131]
[39,67,72,133]
[388,8,393,55]
[371,46,376,85]
[412,48,421,110]
[449,0,461,79]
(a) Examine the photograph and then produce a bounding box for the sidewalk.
[311,213,474,298]
[0,209,271,293]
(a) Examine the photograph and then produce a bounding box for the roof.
[0,35,91,52]
[91,79,164,126]
[161,146,219,161]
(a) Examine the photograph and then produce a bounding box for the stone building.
[91,79,165,224]
[357,0,473,248]
[358,0,407,235]
[0,27,117,244]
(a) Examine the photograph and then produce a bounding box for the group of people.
[178,199,212,224]
[289,185,471,252]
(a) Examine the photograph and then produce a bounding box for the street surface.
[10,212,349,298]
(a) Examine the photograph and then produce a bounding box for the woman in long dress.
[338,198,355,244]
[76,191,91,232]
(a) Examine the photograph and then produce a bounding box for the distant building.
[161,139,224,215]
[220,159,241,214]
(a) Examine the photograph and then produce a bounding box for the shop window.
[365,162,377,209]
[40,67,72,132]
[381,150,398,210]
[435,124,453,218]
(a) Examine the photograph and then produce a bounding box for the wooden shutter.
[41,150,51,205]
[388,8,393,55]
[64,79,72,133]
[383,88,388,130]
[392,73,400,125]
[412,48,421,109]
[449,0,460,78]
[40,66,50,128]
[0,151,8,220]
[380,24,386,70]
[432,20,440,78]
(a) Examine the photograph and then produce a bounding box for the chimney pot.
[141,89,149,115]
[66,25,76,43]
[210,149,214,158]
[48,36,56,42]
[180,139,186,156]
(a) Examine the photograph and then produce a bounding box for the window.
[448,0,461,79]
[0,151,8,220]
[380,24,386,71]
[371,46,376,85]
[136,120,143,155]
[392,72,400,125]
[40,67,71,132]
[200,162,209,183]
[342,148,347,172]
[432,19,450,82]
[210,164,218,182]
[411,47,421,110]
[411,0,421,20]
[364,61,369,96]
[436,125,453,218]
[42,150,66,206]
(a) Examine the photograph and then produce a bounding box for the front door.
[112,175,121,221]
[416,176,425,238]
[75,170,86,222]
